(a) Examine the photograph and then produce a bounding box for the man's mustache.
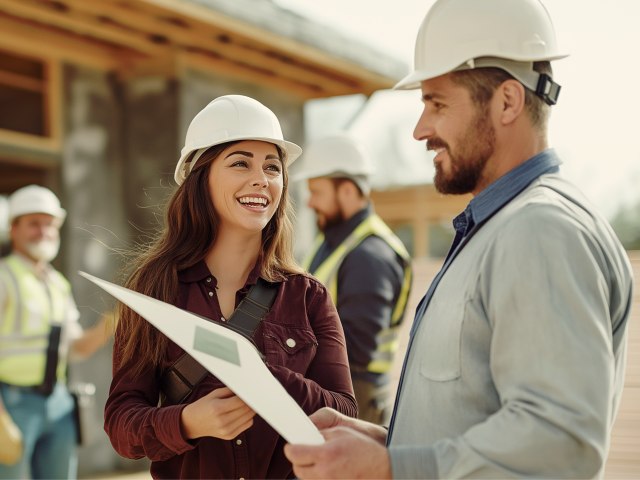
[426,138,449,152]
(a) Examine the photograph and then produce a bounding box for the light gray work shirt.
[388,173,633,479]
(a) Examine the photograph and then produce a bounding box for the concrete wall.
[61,63,142,474]
[122,77,180,234]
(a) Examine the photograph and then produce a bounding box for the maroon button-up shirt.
[104,261,356,479]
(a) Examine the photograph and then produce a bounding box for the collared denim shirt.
[412,148,562,336]
[386,149,634,479]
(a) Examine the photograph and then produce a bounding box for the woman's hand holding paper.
[180,387,256,441]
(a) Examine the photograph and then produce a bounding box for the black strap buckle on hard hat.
[536,73,561,106]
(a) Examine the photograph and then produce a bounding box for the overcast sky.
[274,0,640,218]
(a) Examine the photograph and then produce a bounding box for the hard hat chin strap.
[183,148,208,179]
[454,57,561,106]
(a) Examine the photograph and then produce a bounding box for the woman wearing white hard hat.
[104,95,356,479]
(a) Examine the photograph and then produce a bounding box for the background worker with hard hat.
[0,185,113,479]
[285,0,633,478]
[103,95,356,480]
[294,131,411,425]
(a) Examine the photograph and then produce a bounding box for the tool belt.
[158,278,279,406]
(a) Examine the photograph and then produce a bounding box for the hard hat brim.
[8,207,67,224]
[393,53,569,90]
[290,167,376,183]
[174,137,302,185]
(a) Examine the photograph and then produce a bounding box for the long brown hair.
[115,141,303,376]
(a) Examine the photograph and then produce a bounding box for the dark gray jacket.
[309,204,406,386]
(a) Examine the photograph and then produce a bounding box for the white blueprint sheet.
[79,272,324,446]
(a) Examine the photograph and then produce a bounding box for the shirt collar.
[322,203,374,248]
[178,260,215,284]
[466,148,562,226]
[178,258,284,286]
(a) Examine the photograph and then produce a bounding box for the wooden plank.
[0,129,60,153]
[0,0,161,57]
[135,0,397,92]
[0,42,63,154]
[371,185,471,224]
[0,14,121,70]
[63,0,362,96]
[0,0,397,98]
[0,70,44,92]
[46,58,62,146]
[0,0,163,55]
[178,52,321,100]
[605,252,640,477]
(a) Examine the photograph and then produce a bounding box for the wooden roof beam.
[0,0,164,58]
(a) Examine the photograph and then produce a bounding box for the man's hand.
[284,426,392,479]
[180,387,256,440]
[310,407,388,445]
[71,312,115,359]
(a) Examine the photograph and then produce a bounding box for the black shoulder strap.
[159,278,278,406]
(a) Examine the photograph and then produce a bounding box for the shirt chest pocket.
[417,299,466,382]
[262,323,318,375]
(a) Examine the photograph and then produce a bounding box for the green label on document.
[193,326,241,366]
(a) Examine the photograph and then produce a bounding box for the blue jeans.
[0,382,77,480]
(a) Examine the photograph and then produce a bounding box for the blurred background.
[0,0,637,477]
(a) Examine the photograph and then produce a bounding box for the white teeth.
[435,148,445,154]
[238,197,267,205]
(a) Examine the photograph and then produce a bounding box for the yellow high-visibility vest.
[0,255,71,386]
[303,214,412,374]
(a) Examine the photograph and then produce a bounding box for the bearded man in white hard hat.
[284,0,633,478]
[294,132,412,426]
[0,185,113,479]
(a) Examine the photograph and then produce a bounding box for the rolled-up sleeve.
[390,203,626,479]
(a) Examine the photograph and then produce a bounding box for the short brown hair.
[450,61,552,132]
[330,177,365,198]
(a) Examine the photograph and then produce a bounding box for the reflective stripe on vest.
[303,214,412,374]
[0,256,70,386]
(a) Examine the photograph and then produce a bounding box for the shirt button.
[240,478,245,480]
[207,277,211,282]
[286,338,296,348]
[221,317,226,322]
[236,439,242,445]
[208,291,213,297]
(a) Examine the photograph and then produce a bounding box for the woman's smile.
[236,194,270,212]
[209,140,283,234]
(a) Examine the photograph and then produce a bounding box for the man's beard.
[430,106,496,195]
[24,238,60,263]
[317,210,344,232]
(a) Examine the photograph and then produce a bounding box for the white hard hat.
[8,185,66,224]
[394,0,568,105]
[292,132,376,182]
[175,95,302,185]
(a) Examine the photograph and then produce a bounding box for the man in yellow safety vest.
[294,132,412,425]
[0,185,112,479]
